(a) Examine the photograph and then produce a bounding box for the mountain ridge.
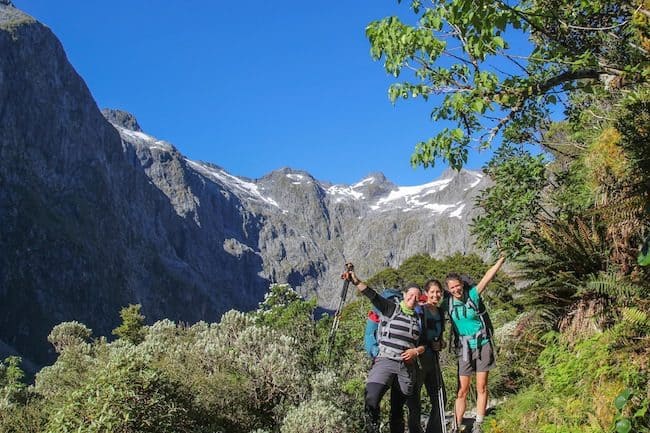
[107,107,490,300]
[0,5,489,369]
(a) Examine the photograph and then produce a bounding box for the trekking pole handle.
[341,262,364,287]
[341,262,354,282]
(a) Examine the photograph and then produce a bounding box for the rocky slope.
[0,4,489,369]
[110,115,489,304]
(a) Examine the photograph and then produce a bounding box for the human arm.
[348,269,397,317]
[476,256,506,295]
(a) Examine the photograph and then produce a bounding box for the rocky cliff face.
[0,6,266,368]
[109,118,489,306]
[0,5,489,369]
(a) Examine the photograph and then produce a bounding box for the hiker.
[346,265,425,433]
[407,279,447,433]
[364,290,410,433]
[443,257,506,433]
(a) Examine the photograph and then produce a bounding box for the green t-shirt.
[441,286,488,349]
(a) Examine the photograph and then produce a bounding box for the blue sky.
[19,0,500,185]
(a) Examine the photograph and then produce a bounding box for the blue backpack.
[363,289,403,359]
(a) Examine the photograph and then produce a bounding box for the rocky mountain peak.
[0,4,492,370]
[261,167,316,183]
[102,108,142,132]
[349,172,396,199]
[0,4,34,29]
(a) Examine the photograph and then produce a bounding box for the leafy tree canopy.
[367,0,649,169]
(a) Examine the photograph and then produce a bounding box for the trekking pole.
[327,263,354,363]
[434,350,448,433]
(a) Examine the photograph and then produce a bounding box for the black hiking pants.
[365,379,407,433]
[407,353,447,433]
[365,358,417,433]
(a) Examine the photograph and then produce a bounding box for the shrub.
[112,304,146,344]
[45,346,200,433]
[47,321,92,353]
[280,399,350,433]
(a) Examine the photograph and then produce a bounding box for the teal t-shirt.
[441,286,488,349]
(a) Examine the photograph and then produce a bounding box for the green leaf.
[614,394,628,410]
[615,418,632,433]
[615,389,633,410]
[492,36,505,50]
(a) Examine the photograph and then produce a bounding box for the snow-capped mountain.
[0,4,489,369]
[109,112,489,305]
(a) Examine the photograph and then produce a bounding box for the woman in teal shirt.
[442,257,505,433]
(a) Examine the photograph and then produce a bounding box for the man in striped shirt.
[348,268,426,433]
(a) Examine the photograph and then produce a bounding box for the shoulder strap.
[446,297,461,351]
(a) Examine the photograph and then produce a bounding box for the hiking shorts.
[367,357,417,396]
[458,342,496,376]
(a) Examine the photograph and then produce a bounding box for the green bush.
[280,399,351,433]
[112,304,146,344]
[45,347,200,433]
[47,321,92,353]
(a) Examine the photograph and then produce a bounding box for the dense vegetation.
[366,0,649,431]
[3,243,644,432]
[0,254,514,433]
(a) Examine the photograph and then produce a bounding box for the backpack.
[447,275,494,354]
[363,288,403,359]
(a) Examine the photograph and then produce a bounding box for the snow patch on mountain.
[449,203,466,218]
[326,185,364,202]
[115,126,175,152]
[186,160,280,208]
[353,176,376,188]
[369,178,453,212]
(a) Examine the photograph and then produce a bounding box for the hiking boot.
[471,421,483,433]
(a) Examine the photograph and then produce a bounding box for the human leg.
[391,380,408,433]
[365,358,399,433]
[392,361,418,432]
[472,342,496,433]
[475,371,489,417]
[423,368,443,433]
[455,375,471,429]
[406,366,424,433]
[365,382,389,433]
[423,355,449,433]
[471,371,489,433]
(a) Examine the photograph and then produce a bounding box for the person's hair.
[445,272,463,286]
[423,279,443,292]
[402,282,421,293]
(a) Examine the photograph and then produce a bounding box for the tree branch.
[483,103,523,144]
[528,69,602,95]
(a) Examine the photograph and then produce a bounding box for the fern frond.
[621,307,649,327]
[582,272,641,301]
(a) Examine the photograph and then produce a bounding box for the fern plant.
[577,272,643,304]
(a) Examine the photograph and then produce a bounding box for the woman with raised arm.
[442,257,505,433]
[346,264,425,433]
